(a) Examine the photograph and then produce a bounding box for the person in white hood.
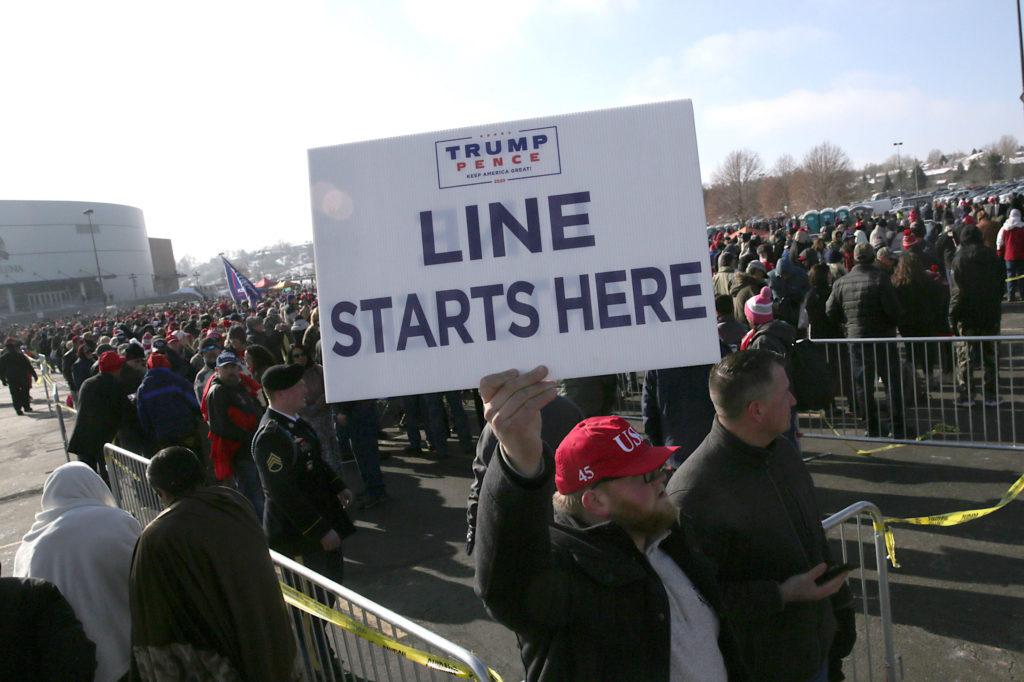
[14,462,142,682]
[997,208,1024,300]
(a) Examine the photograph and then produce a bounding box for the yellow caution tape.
[818,412,958,456]
[1006,274,1024,283]
[279,583,503,681]
[886,471,1024,527]
[814,414,1023,568]
[871,472,1024,568]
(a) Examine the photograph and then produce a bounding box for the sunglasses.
[595,466,670,488]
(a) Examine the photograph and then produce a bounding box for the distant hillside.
[178,241,314,289]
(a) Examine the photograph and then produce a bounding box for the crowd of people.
[0,290,443,680]
[704,197,1014,436]
[0,191,1016,680]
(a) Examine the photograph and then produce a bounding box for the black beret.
[261,363,306,393]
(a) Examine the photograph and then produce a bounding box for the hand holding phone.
[815,563,853,585]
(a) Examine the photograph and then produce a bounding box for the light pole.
[1017,0,1024,117]
[82,209,105,304]
[893,142,904,195]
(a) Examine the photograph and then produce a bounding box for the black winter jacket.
[0,347,36,385]
[68,372,130,460]
[0,577,96,681]
[474,450,749,681]
[745,320,795,357]
[950,242,1004,330]
[667,419,854,681]
[825,263,902,338]
[805,284,842,339]
[893,277,947,337]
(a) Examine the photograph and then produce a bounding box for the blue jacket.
[136,367,201,442]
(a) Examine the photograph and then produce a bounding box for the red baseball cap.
[555,416,677,494]
[98,351,125,373]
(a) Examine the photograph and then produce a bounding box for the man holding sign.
[472,365,747,681]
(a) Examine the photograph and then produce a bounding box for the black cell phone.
[816,563,853,585]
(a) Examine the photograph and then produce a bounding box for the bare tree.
[926,148,945,166]
[772,154,797,177]
[995,134,1020,160]
[758,154,798,215]
[798,141,853,208]
[711,149,764,223]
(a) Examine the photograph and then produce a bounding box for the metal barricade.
[802,336,1024,450]
[614,371,645,417]
[101,443,497,682]
[54,401,74,462]
[272,551,493,682]
[104,444,164,526]
[29,356,55,413]
[822,502,901,682]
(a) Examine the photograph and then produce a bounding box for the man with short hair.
[826,242,907,437]
[129,447,299,681]
[473,365,747,681]
[667,350,855,682]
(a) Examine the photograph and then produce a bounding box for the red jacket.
[200,374,263,480]
[998,224,1024,262]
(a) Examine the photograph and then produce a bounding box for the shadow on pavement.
[806,452,1021,486]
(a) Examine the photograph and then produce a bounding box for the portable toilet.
[820,207,836,228]
[801,210,821,233]
[836,206,851,223]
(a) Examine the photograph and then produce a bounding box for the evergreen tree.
[914,163,928,189]
[986,152,1005,182]
[883,172,893,190]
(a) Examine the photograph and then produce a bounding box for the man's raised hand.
[479,365,557,476]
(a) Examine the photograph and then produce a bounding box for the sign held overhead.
[309,100,717,402]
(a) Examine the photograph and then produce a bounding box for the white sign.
[309,100,719,402]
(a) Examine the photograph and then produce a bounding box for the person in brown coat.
[976,209,998,251]
[729,261,767,322]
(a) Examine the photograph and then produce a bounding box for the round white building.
[0,200,168,313]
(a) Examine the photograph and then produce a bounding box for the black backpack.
[790,338,834,410]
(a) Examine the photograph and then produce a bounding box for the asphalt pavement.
[2,317,1023,680]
